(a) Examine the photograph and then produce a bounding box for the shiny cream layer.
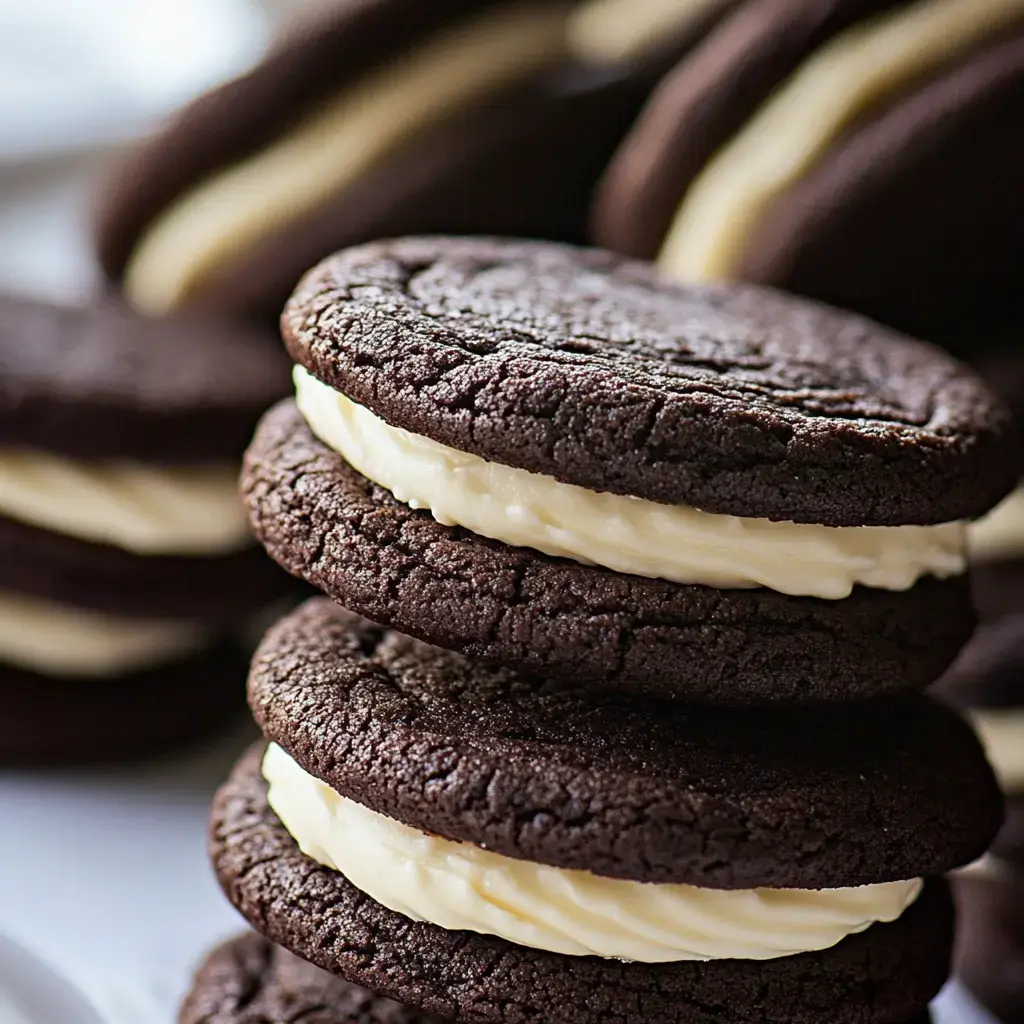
[124,2,569,314]
[969,708,1024,793]
[567,0,730,63]
[659,0,1024,281]
[968,486,1024,563]
[0,447,249,555]
[264,744,923,962]
[295,367,966,599]
[0,591,206,677]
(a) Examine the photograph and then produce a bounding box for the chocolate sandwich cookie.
[243,237,1016,704]
[0,294,293,762]
[212,599,1000,1024]
[181,933,448,1024]
[94,0,713,323]
[592,0,1024,352]
[183,934,937,1024]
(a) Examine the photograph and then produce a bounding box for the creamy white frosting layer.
[0,591,207,677]
[263,744,923,962]
[658,0,1024,281]
[969,708,1024,793]
[124,2,569,314]
[295,367,966,599]
[968,486,1024,563]
[568,0,729,63]
[0,447,250,555]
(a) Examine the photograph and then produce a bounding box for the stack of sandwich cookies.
[0,294,293,762]
[95,0,720,324]
[591,0,1024,352]
[208,598,1000,1024]
[242,237,1014,705]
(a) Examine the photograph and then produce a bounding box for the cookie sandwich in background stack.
[591,0,1024,354]
[94,0,726,325]
[189,237,1018,1024]
[0,294,294,764]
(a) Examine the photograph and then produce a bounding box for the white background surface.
[0,2,1006,1022]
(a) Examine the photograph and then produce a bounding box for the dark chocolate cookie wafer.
[185,933,937,1024]
[244,401,975,704]
[95,0,690,321]
[1,641,246,765]
[247,599,1001,887]
[180,933,448,1024]
[211,745,953,1024]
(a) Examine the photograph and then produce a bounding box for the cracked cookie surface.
[211,745,952,1024]
[281,237,1016,525]
[242,401,976,704]
[245,599,1000,888]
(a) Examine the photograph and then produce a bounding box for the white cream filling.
[968,486,1024,563]
[124,2,569,315]
[263,743,922,962]
[295,367,966,599]
[0,591,207,677]
[0,447,249,555]
[567,0,730,64]
[658,0,1024,281]
[969,708,1024,793]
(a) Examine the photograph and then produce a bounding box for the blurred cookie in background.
[95,0,718,323]
[0,293,294,764]
[592,0,1024,355]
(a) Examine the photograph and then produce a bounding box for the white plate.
[0,932,104,1024]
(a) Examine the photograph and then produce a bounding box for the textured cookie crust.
[248,599,1000,888]
[0,293,288,461]
[180,933,448,1024]
[0,514,293,623]
[0,641,246,765]
[211,747,953,1024]
[282,237,1016,525]
[243,401,976,704]
[952,873,1024,1024]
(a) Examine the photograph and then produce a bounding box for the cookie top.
[282,237,1015,525]
[0,293,288,462]
[248,598,1001,888]
[180,933,445,1024]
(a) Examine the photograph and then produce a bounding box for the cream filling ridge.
[295,367,965,600]
[0,447,249,555]
[567,0,730,64]
[0,591,207,677]
[968,486,1024,563]
[969,708,1024,793]
[658,0,1024,281]
[124,1,570,315]
[264,743,923,962]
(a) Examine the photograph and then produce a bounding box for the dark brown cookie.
[243,401,976,704]
[592,0,900,259]
[248,599,1000,887]
[180,933,448,1024]
[212,745,952,1024]
[94,1,681,321]
[952,872,1024,1024]
[282,237,1016,525]
[185,933,938,1024]
[0,293,288,462]
[740,33,1024,354]
[0,514,293,624]
[0,640,246,765]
